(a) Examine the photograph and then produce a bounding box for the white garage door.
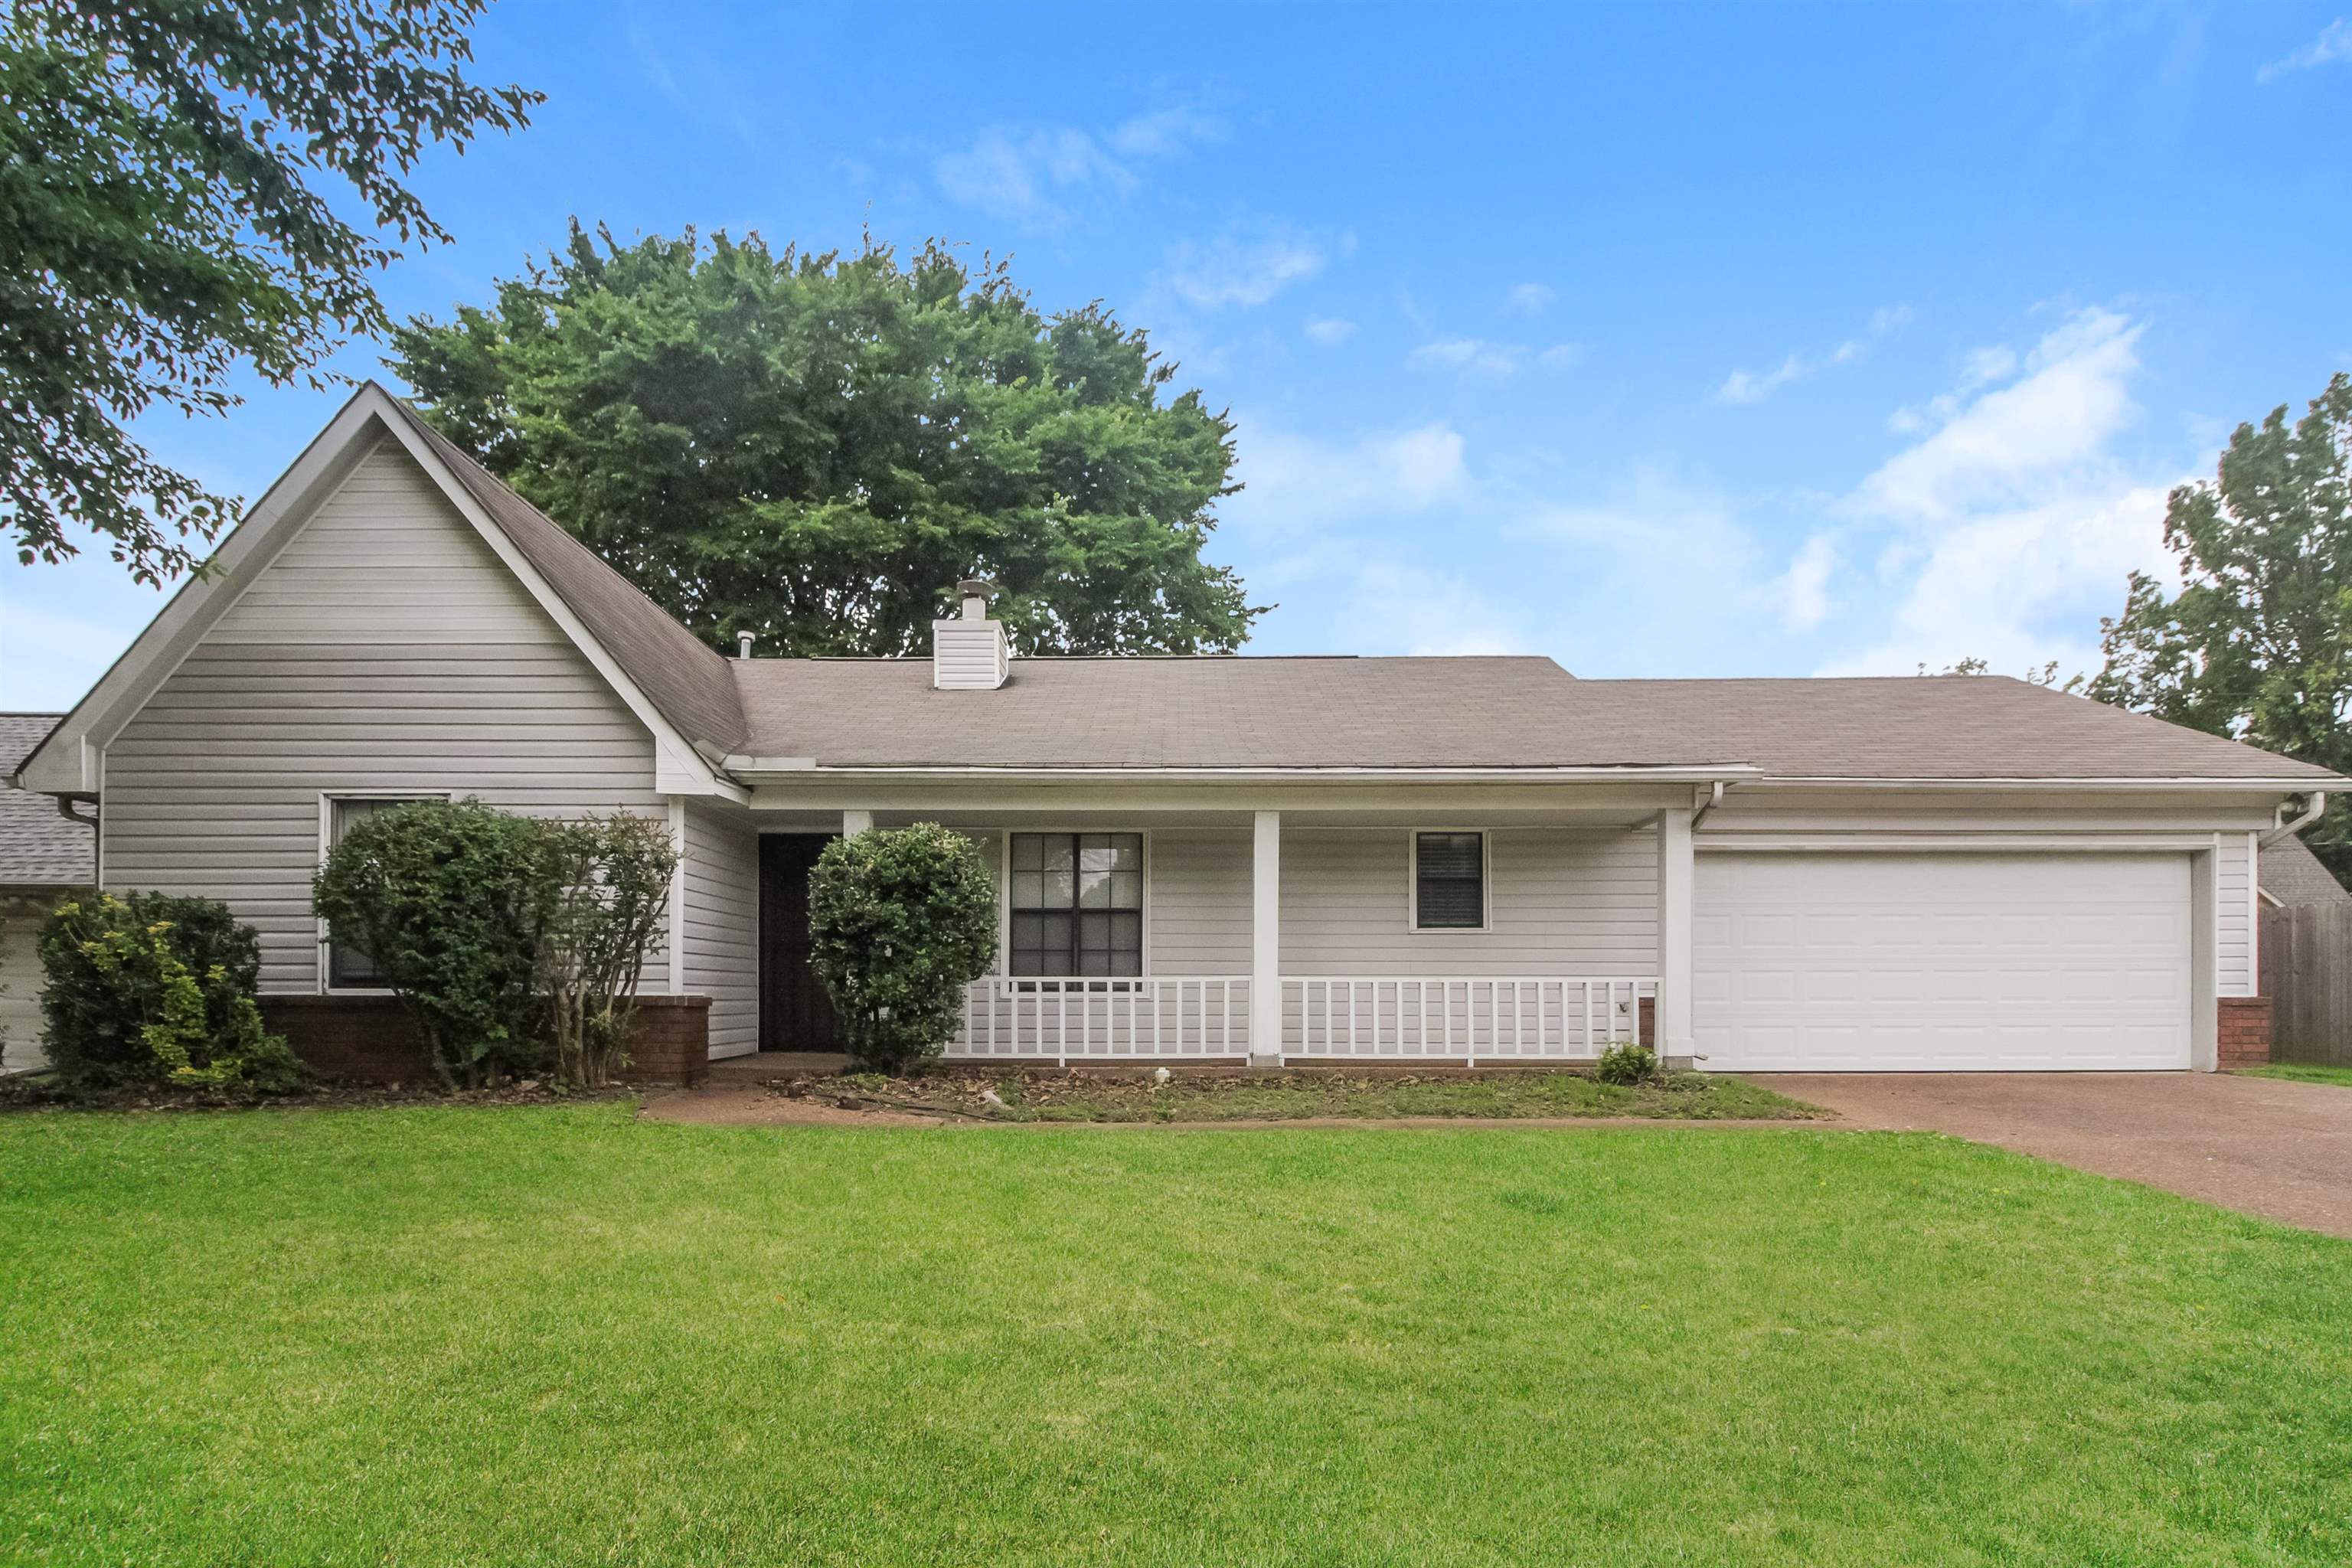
[1694,853,2191,1071]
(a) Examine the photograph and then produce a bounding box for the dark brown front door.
[760,834,840,1052]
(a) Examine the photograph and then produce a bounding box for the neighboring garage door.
[1694,852,2192,1071]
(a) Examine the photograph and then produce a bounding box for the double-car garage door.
[1693,852,2192,1071]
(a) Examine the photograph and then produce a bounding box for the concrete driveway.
[1750,1071,2352,1239]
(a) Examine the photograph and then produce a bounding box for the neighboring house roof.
[726,657,2341,781]
[2260,835,2351,906]
[383,400,750,756]
[0,716,93,887]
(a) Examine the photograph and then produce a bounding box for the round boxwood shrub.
[1595,1040,1658,1086]
[312,799,557,1089]
[806,823,998,1073]
[38,891,301,1092]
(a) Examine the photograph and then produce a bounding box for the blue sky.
[7,1,2351,710]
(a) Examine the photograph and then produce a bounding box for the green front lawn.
[4,1106,2348,1566]
[2243,1061,2352,1087]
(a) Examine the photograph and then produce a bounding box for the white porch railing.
[1282,976,1658,1064]
[948,974,1658,1065]
[956,975,1252,1063]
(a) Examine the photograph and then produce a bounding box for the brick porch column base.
[259,995,711,1086]
[2216,996,2274,1070]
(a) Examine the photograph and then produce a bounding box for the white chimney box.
[933,577,1009,690]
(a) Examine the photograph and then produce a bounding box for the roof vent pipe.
[737,632,754,661]
[934,578,1009,691]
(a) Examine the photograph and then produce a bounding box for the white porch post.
[1656,806,1695,1063]
[841,809,873,836]
[1251,809,1282,1064]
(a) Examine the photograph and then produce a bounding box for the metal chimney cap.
[956,577,998,598]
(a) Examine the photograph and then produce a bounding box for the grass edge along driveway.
[3,1103,2349,1566]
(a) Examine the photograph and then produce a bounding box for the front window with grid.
[1008,833,1143,975]
[325,796,439,987]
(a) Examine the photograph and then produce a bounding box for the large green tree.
[2,0,537,583]
[388,225,1262,656]
[2089,372,2352,868]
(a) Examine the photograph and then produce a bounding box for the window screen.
[1009,833,1142,975]
[1414,831,1485,929]
[325,798,436,987]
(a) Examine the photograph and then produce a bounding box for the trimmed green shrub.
[807,823,998,1073]
[1595,1040,1658,1086]
[540,812,681,1088]
[37,891,301,1091]
[312,799,556,1089]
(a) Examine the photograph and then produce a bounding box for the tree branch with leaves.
[1,0,539,583]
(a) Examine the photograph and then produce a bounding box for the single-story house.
[1,714,96,1073]
[12,384,2341,1078]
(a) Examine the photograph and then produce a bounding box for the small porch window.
[1008,832,1143,976]
[1412,831,1487,930]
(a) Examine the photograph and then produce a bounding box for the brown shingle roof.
[727,658,2340,780]
[386,397,749,755]
[0,716,93,887]
[2260,837,2351,906]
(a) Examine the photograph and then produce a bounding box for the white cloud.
[1165,232,1334,309]
[1717,305,1911,405]
[1225,421,1469,531]
[934,127,1127,223]
[933,105,1223,224]
[1822,308,2177,676]
[1106,106,1227,158]
[1537,343,1584,371]
[1347,563,1530,655]
[1303,318,1358,346]
[1718,354,1809,405]
[2259,17,2352,81]
[1774,534,1837,632]
[1410,337,1524,377]
[1854,309,2143,522]
[1506,283,1554,315]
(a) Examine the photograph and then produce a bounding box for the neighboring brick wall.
[2217,996,2274,1070]
[259,995,711,1086]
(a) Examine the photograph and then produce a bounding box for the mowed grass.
[2244,1061,2352,1088]
[3,1107,2350,1566]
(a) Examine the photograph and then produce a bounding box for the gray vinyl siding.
[682,802,759,1056]
[1,910,48,1072]
[1280,828,1660,976]
[103,439,664,992]
[1135,826,1657,979]
[2220,831,2254,996]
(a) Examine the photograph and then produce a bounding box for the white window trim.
[315,791,455,995]
[1001,828,1153,980]
[1407,828,1491,933]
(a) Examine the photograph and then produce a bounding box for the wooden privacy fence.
[2259,903,2352,1065]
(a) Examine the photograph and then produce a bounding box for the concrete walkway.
[1748,1071,2352,1239]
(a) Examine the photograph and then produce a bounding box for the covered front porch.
[730,773,1723,1068]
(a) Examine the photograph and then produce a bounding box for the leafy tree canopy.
[2,0,538,583]
[2090,372,2352,867]
[389,224,1263,656]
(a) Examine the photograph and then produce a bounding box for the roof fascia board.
[15,385,388,794]
[1742,776,2341,792]
[358,389,725,796]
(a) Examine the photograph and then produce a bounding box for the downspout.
[1690,779,1727,831]
[2260,791,2327,848]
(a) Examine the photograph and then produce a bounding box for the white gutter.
[720,762,1769,786]
[1745,776,2349,793]
[2261,790,2328,847]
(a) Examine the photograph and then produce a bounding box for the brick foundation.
[2216,995,2274,1070]
[259,994,711,1086]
